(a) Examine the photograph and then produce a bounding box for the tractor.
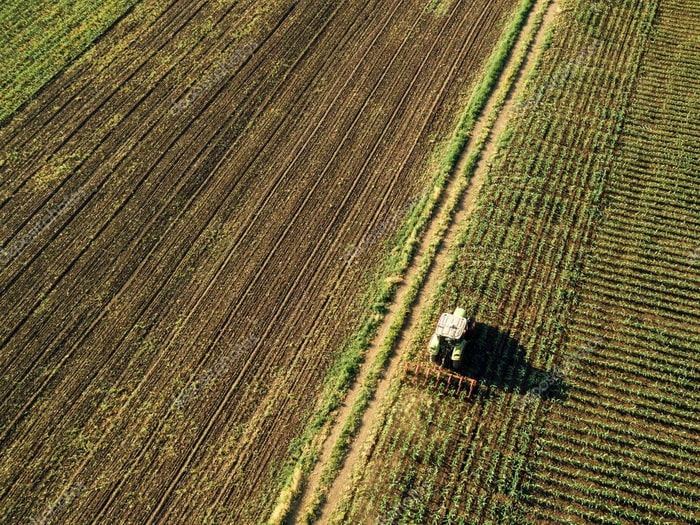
[428,307,477,371]
[405,307,478,398]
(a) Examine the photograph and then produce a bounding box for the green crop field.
[522,0,700,521]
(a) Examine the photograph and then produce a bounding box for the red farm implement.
[404,362,477,398]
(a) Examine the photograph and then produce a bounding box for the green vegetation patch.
[0,0,139,124]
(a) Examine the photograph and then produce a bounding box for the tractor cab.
[429,307,476,369]
[435,312,468,342]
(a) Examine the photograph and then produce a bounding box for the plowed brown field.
[0,0,516,522]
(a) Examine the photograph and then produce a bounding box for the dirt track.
[0,0,515,522]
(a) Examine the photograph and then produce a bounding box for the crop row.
[522,0,700,521]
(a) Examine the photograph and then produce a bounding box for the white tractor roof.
[435,312,467,340]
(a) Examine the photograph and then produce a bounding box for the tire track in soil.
[142,1,465,521]
[210,0,506,517]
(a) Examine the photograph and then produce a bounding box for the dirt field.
[0,0,518,522]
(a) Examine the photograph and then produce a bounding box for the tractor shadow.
[453,322,568,403]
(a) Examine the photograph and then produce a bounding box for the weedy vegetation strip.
[0,0,140,125]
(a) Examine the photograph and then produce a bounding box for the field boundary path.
[283,0,561,522]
